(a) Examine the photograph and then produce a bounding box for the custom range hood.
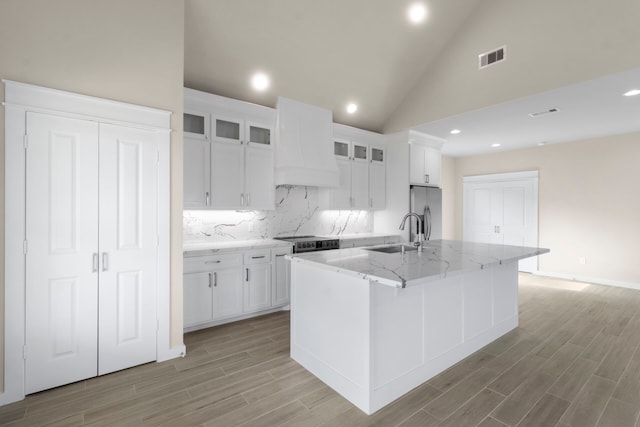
[275,96,338,187]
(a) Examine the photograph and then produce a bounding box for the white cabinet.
[183,245,291,331]
[184,89,276,210]
[210,115,275,210]
[183,253,243,328]
[272,247,292,306]
[369,147,386,209]
[183,137,211,208]
[320,124,386,210]
[183,272,213,326]
[243,249,272,312]
[212,268,244,320]
[410,143,441,187]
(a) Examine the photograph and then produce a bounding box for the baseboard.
[157,344,187,363]
[534,271,640,291]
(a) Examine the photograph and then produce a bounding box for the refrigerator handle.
[426,206,432,240]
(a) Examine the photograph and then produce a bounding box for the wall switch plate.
[579,257,586,265]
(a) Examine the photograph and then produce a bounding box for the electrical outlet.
[579,257,586,265]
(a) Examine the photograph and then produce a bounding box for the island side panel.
[368,261,520,413]
[289,261,373,413]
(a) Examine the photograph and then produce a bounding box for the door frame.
[463,170,539,272]
[2,80,181,404]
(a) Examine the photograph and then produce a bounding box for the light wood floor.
[2,274,640,426]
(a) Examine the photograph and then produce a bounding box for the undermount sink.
[364,244,418,254]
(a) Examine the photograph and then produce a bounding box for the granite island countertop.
[287,239,550,288]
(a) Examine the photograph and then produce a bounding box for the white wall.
[0,0,185,393]
[451,132,640,288]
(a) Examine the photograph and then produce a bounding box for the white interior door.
[464,173,538,273]
[98,124,158,375]
[25,113,100,394]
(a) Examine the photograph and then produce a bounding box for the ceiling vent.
[479,46,506,69]
[528,108,559,118]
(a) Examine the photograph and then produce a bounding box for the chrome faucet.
[399,213,424,252]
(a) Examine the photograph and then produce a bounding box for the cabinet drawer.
[184,253,242,273]
[243,249,271,265]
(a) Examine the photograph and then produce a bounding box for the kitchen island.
[287,239,549,415]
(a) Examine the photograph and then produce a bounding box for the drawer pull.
[205,260,222,264]
[275,254,287,257]
[208,272,213,288]
[251,255,266,259]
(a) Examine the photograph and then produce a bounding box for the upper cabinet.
[408,131,445,188]
[183,88,275,210]
[319,124,386,210]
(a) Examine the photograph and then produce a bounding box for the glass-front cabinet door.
[184,110,210,140]
[213,114,243,144]
[246,121,272,147]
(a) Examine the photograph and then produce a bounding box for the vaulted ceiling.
[184,0,640,156]
[184,0,484,132]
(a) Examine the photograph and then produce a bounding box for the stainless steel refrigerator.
[409,185,442,241]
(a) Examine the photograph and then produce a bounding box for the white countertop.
[287,239,550,288]
[183,239,292,256]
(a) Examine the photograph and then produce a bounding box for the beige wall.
[0,0,185,392]
[385,0,640,132]
[449,132,640,286]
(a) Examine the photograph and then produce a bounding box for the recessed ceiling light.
[537,142,546,146]
[450,129,461,134]
[346,103,358,114]
[407,3,427,24]
[623,89,640,97]
[251,72,270,91]
[491,143,501,148]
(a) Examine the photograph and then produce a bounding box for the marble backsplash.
[183,185,374,242]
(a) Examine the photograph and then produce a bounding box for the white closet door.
[25,113,100,394]
[98,124,158,375]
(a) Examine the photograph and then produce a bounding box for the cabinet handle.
[205,260,221,264]
[208,272,213,288]
[246,268,249,282]
[251,255,265,259]
[241,193,244,206]
[102,252,109,272]
[213,272,217,287]
[206,191,210,206]
[425,174,430,184]
[275,254,286,257]
[92,253,99,273]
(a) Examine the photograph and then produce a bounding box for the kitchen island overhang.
[287,240,549,415]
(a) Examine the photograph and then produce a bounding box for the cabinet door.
[212,268,244,320]
[351,160,369,209]
[246,121,272,146]
[212,114,243,144]
[25,113,100,394]
[183,137,211,208]
[184,110,210,140]
[370,159,386,210]
[211,141,245,208]
[424,147,441,187]
[244,264,272,312]
[409,143,427,185]
[98,124,158,376]
[272,248,292,306]
[184,272,213,326]
[334,158,353,208]
[245,145,275,210]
